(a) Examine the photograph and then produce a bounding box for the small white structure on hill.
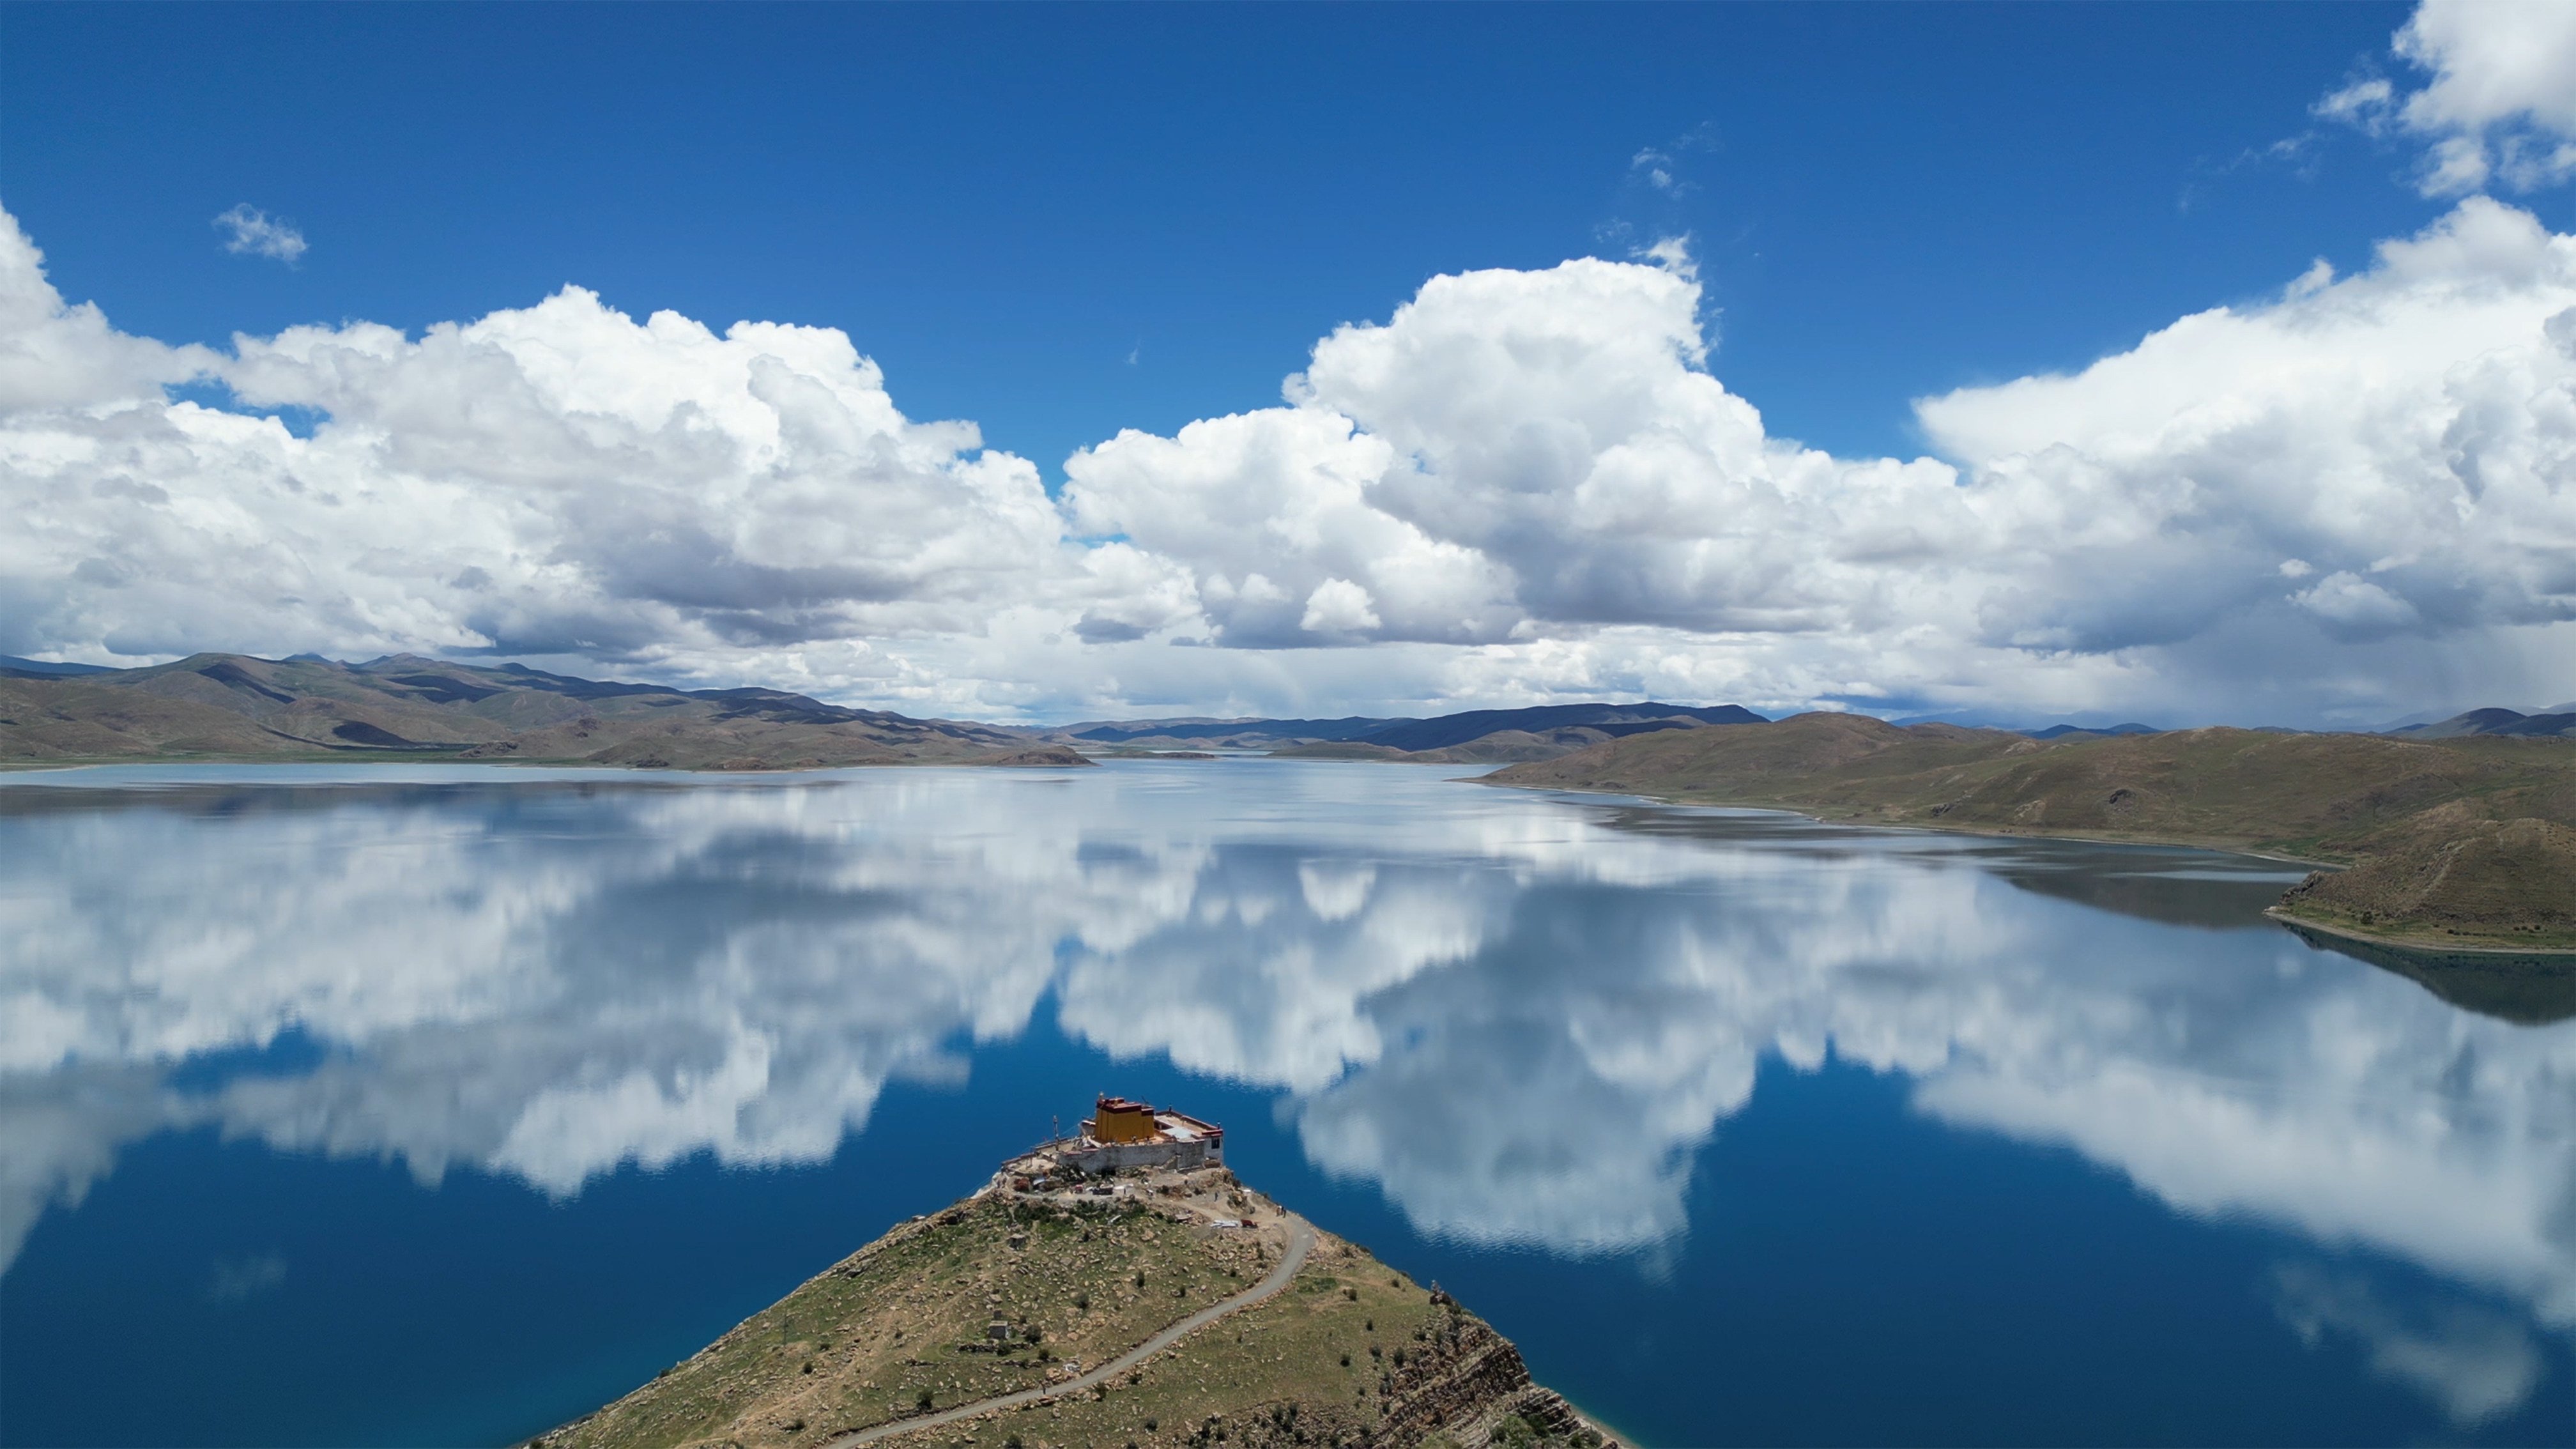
[1052,1094,1226,1174]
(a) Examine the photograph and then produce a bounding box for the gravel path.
[824,1216,1318,1448]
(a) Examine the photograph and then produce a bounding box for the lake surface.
[1,759,2570,1447]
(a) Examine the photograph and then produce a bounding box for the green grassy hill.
[1488,714,2576,951]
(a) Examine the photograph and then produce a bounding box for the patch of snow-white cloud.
[0,211,214,414]
[212,204,308,264]
[2319,0,2576,195]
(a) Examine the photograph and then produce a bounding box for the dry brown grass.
[1490,716,2576,950]
[1,654,1059,770]
[540,1192,1280,1449]
[535,1172,1599,1449]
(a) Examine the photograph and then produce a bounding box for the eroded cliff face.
[532,1165,1617,1449]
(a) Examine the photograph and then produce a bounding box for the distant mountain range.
[0,653,1077,769]
[8,645,2565,770]
[2020,722,2159,740]
[1054,715,1401,747]
[1050,700,1768,762]
[2387,708,2576,739]
[0,654,114,678]
[1,656,1781,770]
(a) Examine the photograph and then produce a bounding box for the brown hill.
[0,654,1072,771]
[535,1163,1610,1449]
[1489,714,2576,951]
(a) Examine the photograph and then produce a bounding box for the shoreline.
[2261,906,2576,961]
[1474,774,2344,868]
[0,753,1098,776]
[1467,776,2576,958]
[13,752,2547,962]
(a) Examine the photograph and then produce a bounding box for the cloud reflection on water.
[1,762,2570,1366]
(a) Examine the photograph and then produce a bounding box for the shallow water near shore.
[1,758,2569,1446]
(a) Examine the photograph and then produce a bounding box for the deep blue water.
[1,760,2569,1447]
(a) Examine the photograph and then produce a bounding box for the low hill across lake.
[2391,707,2576,739]
[531,1165,1612,1449]
[1251,702,1766,763]
[0,653,1074,771]
[1488,714,2576,953]
[1052,701,1762,759]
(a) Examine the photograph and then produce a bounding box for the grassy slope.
[0,654,1067,770]
[542,1194,1262,1449]
[539,1183,1590,1449]
[1488,714,2576,951]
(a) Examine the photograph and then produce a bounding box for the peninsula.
[531,1099,1611,1449]
[1487,712,2576,956]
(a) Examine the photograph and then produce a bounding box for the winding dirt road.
[824,1216,1317,1448]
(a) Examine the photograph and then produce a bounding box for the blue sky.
[4,1,2575,724]
[4,1,2473,468]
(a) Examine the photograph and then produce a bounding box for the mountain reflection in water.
[1,760,2570,1441]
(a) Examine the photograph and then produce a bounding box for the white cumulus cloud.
[1070,201,2576,721]
[2319,0,2576,195]
[212,204,308,264]
[3,190,2575,723]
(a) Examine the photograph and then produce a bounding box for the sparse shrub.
[1343,1287,1358,1301]
[916,1389,935,1411]
[1363,1319,1373,1331]
[1146,1418,1159,1431]
[1135,1271,1147,1289]
[1075,1291,1091,1310]
[1006,1437,1023,1449]
[1339,1353,1351,1367]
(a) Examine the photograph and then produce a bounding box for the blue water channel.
[0,760,2568,1446]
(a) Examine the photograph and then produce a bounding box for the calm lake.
[1,759,2569,1446]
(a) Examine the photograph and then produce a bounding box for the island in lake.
[533,1098,1613,1449]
